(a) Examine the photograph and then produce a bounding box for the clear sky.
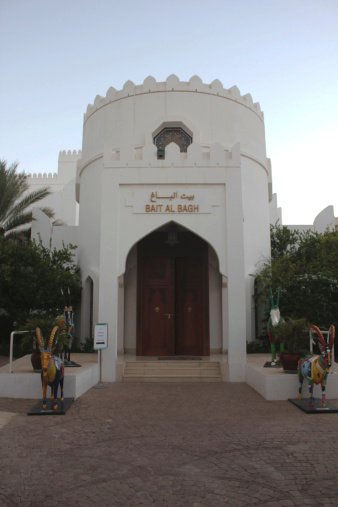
[1,0,337,224]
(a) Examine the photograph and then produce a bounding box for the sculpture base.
[289,398,338,413]
[264,361,281,368]
[63,360,81,367]
[27,398,74,415]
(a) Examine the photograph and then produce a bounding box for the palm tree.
[0,159,55,239]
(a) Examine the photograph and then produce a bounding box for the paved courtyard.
[0,380,337,507]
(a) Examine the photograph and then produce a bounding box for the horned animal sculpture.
[298,325,335,408]
[267,288,285,365]
[36,326,65,410]
[57,288,74,363]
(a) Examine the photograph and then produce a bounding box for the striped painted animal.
[298,325,335,408]
[267,288,285,365]
[36,326,64,410]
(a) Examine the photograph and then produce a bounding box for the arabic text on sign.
[150,192,195,203]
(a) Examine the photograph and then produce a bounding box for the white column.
[98,173,119,382]
[221,275,229,355]
[225,167,247,382]
[117,275,125,355]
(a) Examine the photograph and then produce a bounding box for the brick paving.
[0,382,337,506]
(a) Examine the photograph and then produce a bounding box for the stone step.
[124,367,220,375]
[124,362,220,369]
[126,362,219,370]
[123,376,222,383]
[122,361,222,382]
[124,362,220,372]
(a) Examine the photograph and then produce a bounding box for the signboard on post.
[94,323,108,350]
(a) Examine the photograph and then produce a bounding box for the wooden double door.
[137,231,209,356]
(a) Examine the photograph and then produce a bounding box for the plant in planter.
[274,318,310,372]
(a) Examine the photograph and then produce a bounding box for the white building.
[287,205,338,233]
[30,75,279,382]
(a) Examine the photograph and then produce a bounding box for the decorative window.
[154,127,192,153]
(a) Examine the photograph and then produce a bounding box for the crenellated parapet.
[26,172,58,179]
[59,149,82,155]
[58,149,82,162]
[26,150,81,180]
[102,142,242,169]
[84,75,264,123]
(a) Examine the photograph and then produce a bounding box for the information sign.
[94,323,108,350]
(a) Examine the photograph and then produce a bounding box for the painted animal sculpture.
[267,288,285,365]
[298,325,335,408]
[36,326,65,410]
[58,288,74,362]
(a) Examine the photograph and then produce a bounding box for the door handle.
[164,313,174,320]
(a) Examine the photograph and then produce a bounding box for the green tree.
[0,159,54,239]
[0,238,81,327]
[281,274,338,326]
[270,222,301,259]
[255,224,338,330]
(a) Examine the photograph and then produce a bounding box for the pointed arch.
[121,223,223,356]
[81,268,99,343]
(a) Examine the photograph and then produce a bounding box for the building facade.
[31,75,275,382]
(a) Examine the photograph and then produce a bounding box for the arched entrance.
[136,225,209,356]
[82,276,94,341]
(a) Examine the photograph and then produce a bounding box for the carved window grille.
[154,128,192,153]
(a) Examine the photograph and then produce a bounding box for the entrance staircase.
[122,360,222,382]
